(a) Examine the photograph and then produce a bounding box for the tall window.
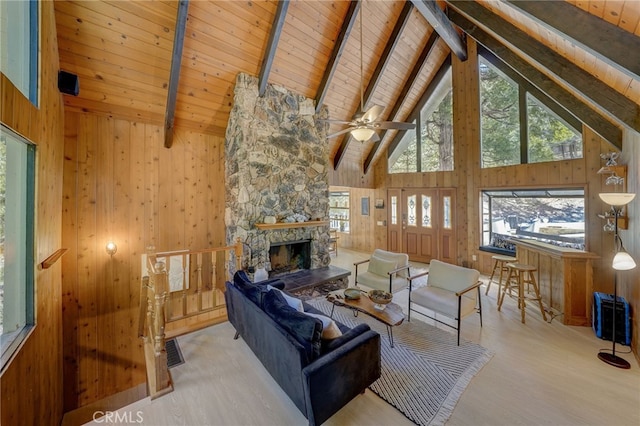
[420,72,453,172]
[0,0,39,105]
[1,124,36,370]
[479,60,520,167]
[481,188,585,254]
[389,69,453,173]
[388,121,417,173]
[479,53,581,168]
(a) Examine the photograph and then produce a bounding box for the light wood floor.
[89,248,640,426]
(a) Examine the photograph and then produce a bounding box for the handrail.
[139,239,243,399]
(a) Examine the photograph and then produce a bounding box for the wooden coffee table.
[328,293,404,347]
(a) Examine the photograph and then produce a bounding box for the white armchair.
[354,249,410,293]
[407,259,483,345]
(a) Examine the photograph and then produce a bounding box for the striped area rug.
[306,298,493,426]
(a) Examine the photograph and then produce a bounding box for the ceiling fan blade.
[370,132,380,143]
[326,128,354,139]
[372,121,416,130]
[317,118,354,125]
[361,105,384,123]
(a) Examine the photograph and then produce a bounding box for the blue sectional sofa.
[225,271,381,426]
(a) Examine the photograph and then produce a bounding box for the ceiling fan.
[320,0,415,143]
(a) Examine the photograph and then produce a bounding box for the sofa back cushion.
[263,290,322,363]
[233,271,266,306]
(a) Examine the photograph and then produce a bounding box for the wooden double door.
[387,188,456,264]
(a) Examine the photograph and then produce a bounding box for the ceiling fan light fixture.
[351,127,376,142]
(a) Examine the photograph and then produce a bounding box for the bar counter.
[511,238,599,326]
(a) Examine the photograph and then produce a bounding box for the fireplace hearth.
[269,240,311,277]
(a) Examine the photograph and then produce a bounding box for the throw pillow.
[368,256,397,277]
[267,285,304,312]
[263,290,322,362]
[232,270,265,306]
[303,312,343,339]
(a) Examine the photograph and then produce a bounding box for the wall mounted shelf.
[255,220,329,230]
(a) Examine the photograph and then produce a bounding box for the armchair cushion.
[411,286,478,318]
[355,249,410,293]
[408,259,482,345]
[367,256,397,277]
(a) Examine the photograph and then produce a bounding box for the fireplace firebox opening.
[269,240,311,277]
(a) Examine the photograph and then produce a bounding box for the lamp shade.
[351,127,375,142]
[612,251,637,271]
[599,192,636,207]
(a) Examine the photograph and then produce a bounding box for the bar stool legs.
[497,262,547,323]
[485,255,517,297]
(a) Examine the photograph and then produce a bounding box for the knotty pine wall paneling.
[0,1,66,425]
[375,37,623,308]
[62,114,226,410]
[618,130,639,363]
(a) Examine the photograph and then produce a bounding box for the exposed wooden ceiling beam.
[446,0,640,133]
[164,0,189,149]
[258,0,289,97]
[363,31,440,174]
[315,0,360,114]
[387,55,452,157]
[503,0,640,81]
[410,0,467,61]
[451,10,622,149]
[334,1,413,170]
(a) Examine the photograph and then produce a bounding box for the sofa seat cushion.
[263,289,322,362]
[411,286,477,318]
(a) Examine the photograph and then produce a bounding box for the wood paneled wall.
[330,186,377,254]
[0,2,66,425]
[619,131,639,364]
[372,38,626,311]
[61,114,226,409]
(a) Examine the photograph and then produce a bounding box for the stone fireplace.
[269,239,311,277]
[225,73,331,276]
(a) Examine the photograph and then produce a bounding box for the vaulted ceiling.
[54,0,640,174]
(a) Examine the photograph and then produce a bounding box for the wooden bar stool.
[497,263,547,324]
[485,254,517,297]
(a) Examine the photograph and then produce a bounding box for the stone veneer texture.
[225,73,331,273]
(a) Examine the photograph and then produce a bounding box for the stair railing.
[138,239,243,399]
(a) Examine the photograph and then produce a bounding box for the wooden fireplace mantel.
[255,220,329,230]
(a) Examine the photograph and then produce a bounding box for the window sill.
[479,245,516,256]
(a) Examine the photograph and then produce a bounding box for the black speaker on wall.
[58,70,79,96]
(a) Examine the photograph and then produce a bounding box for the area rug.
[306,297,493,426]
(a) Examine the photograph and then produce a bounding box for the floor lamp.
[598,192,636,369]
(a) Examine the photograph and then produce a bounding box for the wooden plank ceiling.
[54,0,640,173]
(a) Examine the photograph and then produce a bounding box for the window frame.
[0,124,36,372]
[329,191,350,233]
[479,187,586,256]
[0,0,40,106]
[388,58,452,173]
[479,47,582,168]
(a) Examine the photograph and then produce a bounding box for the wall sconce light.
[105,241,118,256]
